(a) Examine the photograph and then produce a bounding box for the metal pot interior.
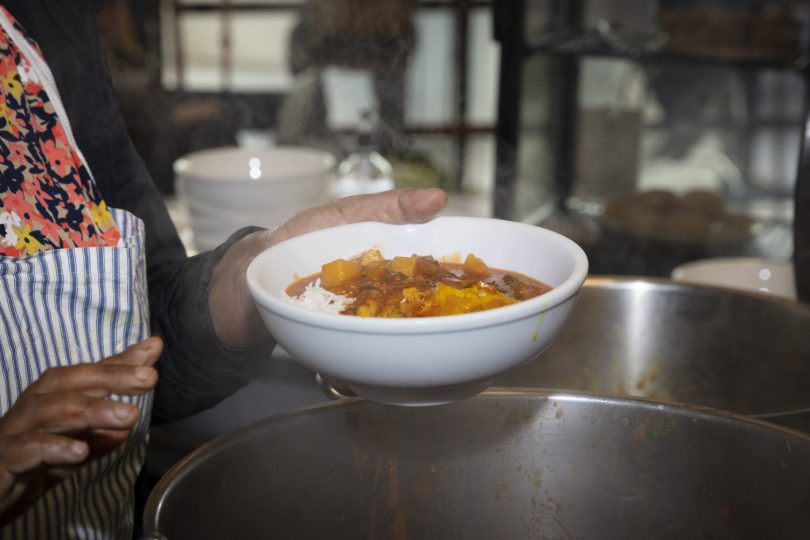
[494,277,810,429]
[144,391,810,540]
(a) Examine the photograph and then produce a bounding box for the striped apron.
[0,208,152,539]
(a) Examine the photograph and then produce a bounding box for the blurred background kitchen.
[102,0,809,282]
[104,0,810,515]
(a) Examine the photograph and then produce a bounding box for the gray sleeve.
[150,226,277,424]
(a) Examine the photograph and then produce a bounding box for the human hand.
[0,337,162,526]
[209,187,448,348]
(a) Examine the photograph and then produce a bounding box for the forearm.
[208,229,275,348]
[149,227,276,424]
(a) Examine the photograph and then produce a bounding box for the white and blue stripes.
[0,208,152,540]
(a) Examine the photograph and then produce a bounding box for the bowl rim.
[179,183,325,219]
[174,145,336,184]
[247,216,589,334]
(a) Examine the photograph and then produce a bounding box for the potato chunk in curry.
[320,258,362,289]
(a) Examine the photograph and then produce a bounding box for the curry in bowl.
[284,249,552,318]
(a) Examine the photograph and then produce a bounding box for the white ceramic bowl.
[672,257,797,300]
[174,146,335,214]
[185,200,300,250]
[191,231,223,253]
[186,218,243,252]
[246,216,589,406]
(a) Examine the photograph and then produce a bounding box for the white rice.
[282,278,353,314]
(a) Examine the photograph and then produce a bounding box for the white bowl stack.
[671,257,797,300]
[174,146,336,252]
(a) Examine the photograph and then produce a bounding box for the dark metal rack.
[491,0,809,220]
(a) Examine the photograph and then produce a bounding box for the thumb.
[269,188,447,246]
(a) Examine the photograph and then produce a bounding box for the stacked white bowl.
[671,257,797,300]
[174,146,336,252]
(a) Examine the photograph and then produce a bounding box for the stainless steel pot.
[144,391,810,539]
[493,277,810,431]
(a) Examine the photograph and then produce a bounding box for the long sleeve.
[3,0,274,423]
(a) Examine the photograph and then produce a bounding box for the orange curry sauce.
[286,250,552,318]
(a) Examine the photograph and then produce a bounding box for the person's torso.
[0,7,151,539]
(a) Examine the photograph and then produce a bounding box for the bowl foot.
[347,378,496,406]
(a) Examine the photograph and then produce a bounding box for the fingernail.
[114,404,135,421]
[70,441,87,455]
[140,337,159,352]
[135,367,153,381]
